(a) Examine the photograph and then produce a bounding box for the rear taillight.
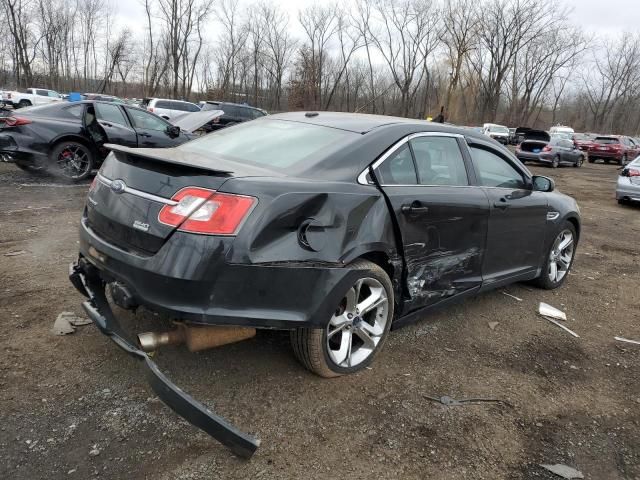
[627,168,640,177]
[158,187,256,235]
[148,107,154,112]
[542,145,552,152]
[4,116,31,126]
[89,176,98,192]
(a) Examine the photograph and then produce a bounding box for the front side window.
[36,89,49,96]
[470,146,526,189]
[410,136,468,186]
[95,103,128,126]
[127,108,170,131]
[48,91,60,98]
[374,144,417,185]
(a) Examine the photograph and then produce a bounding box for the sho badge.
[133,220,150,232]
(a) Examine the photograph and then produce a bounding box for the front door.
[124,107,185,148]
[467,143,548,288]
[375,133,490,313]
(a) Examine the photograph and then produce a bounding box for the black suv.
[198,101,267,131]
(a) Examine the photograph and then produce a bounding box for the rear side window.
[95,103,128,126]
[470,146,526,189]
[64,104,84,119]
[410,136,468,186]
[221,105,239,117]
[595,137,619,144]
[375,144,417,185]
[36,89,49,96]
[155,100,172,109]
[179,119,354,169]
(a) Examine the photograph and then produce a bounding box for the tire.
[618,198,626,205]
[588,157,595,163]
[551,156,560,168]
[532,222,577,290]
[50,141,94,181]
[619,155,627,166]
[17,100,31,109]
[290,259,394,378]
[574,156,584,168]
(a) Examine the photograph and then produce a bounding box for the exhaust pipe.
[138,324,256,352]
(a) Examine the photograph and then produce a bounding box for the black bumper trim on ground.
[70,260,260,459]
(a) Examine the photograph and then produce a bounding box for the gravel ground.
[0,160,638,479]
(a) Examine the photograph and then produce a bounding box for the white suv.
[141,98,200,120]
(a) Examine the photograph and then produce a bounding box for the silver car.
[616,157,640,204]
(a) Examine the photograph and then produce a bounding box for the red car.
[573,133,595,153]
[588,136,640,165]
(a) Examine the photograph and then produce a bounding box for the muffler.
[138,324,256,352]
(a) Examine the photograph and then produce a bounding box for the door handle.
[99,121,113,128]
[138,132,152,137]
[493,198,510,210]
[401,201,429,215]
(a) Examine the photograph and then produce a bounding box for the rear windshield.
[178,119,355,169]
[489,126,508,133]
[595,137,619,144]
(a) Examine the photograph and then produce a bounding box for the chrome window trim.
[357,132,467,186]
[96,172,178,206]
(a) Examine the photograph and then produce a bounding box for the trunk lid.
[86,147,237,255]
[170,109,224,133]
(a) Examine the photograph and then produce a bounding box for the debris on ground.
[614,336,640,346]
[89,445,101,457]
[51,312,92,335]
[502,291,523,302]
[423,394,513,408]
[4,250,26,256]
[488,321,499,330]
[539,463,584,479]
[543,316,580,338]
[539,302,567,321]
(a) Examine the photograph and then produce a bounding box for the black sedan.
[0,101,200,180]
[70,112,580,457]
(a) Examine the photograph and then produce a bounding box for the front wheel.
[532,223,577,290]
[290,260,394,377]
[619,155,627,166]
[551,156,560,168]
[574,156,584,167]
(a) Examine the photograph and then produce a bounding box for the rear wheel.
[551,155,560,168]
[619,154,627,166]
[51,141,94,181]
[290,259,394,377]
[532,222,577,290]
[17,100,31,109]
[574,156,584,168]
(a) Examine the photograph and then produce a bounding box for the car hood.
[170,109,223,133]
[522,129,550,142]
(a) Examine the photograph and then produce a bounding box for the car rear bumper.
[79,216,358,329]
[68,259,260,458]
[516,151,545,162]
[616,179,640,201]
[589,150,622,160]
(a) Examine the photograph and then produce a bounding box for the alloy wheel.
[56,144,90,179]
[326,277,389,368]
[548,229,574,283]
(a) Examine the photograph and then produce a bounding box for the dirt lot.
[0,160,639,479]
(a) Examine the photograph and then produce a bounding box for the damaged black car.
[70,112,581,457]
[0,101,221,180]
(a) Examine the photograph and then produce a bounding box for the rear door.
[467,141,548,288]
[373,133,489,312]
[93,103,138,148]
[123,107,188,147]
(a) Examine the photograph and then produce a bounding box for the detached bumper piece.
[69,260,260,459]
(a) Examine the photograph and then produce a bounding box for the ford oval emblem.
[111,179,126,194]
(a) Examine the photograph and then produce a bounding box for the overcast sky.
[113,0,640,41]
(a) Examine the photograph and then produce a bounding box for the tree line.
[2,0,640,134]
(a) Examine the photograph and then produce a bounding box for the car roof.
[266,111,480,135]
[203,100,261,109]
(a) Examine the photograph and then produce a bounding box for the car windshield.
[595,137,619,144]
[178,119,356,169]
[489,126,508,133]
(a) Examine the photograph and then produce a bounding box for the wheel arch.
[565,215,581,242]
[49,134,98,156]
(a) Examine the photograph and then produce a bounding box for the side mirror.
[532,175,555,192]
[166,125,181,138]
